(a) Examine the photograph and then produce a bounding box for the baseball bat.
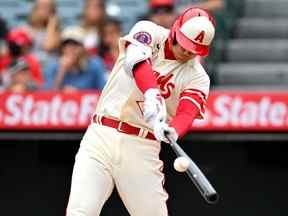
[164,133,219,204]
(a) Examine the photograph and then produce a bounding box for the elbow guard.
[123,43,152,77]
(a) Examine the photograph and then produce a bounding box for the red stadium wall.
[0,90,287,131]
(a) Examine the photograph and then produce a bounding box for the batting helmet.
[169,7,216,56]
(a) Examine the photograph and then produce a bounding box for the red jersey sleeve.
[169,89,207,137]
[133,60,157,93]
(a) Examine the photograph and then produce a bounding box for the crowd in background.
[0,0,223,93]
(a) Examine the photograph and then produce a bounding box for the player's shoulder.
[130,20,169,38]
[121,20,169,51]
[195,62,210,79]
[184,61,210,84]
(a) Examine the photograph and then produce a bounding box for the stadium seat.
[236,18,288,39]
[226,39,288,62]
[217,63,288,86]
[0,0,20,24]
[107,0,148,32]
[245,0,288,17]
[57,0,82,19]
[215,0,288,87]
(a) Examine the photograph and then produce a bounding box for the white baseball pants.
[66,123,168,216]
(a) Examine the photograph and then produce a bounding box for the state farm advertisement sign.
[0,91,288,131]
[0,91,100,130]
[193,91,288,131]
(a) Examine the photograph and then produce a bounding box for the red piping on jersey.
[169,97,199,138]
[133,60,158,93]
[180,89,207,117]
[183,88,207,99]
[180,92,205,109]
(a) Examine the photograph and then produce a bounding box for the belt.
[92,114,156,141]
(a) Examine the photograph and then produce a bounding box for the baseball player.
[66,7,215,216]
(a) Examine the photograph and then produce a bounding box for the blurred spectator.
[178,0,224,12]
[1,59,38,92]
[147,0,223,29]
[78,0,107,55]
[98,18,122,73]
[0,28,43,87]
[22,0,61,66]
[0,16,8,56]
[0,16,8,39]
[148,0,177,28]
[44,26,107,92]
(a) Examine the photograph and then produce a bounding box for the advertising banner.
[0,91,287,131]
[0,91,100,130]
[193,91,288,131]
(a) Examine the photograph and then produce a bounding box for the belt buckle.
[117,121,124,132]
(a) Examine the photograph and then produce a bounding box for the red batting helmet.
[169,7,216,56]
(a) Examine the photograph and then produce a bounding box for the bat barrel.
[186,164,219,204]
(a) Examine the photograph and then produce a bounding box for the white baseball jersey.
[68,19,211,216]
[95,21,209,130]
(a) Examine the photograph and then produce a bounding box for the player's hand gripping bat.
[164,132,219,204]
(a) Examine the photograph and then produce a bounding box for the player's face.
[172,43,196,63]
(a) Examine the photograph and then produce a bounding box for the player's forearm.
[169,99,199,138]
[133,60,158,94]
[133,61,167,129]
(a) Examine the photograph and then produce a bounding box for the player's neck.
[164,39,176,60]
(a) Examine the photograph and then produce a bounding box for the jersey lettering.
[194,31,205,43]
[153,71,175,99]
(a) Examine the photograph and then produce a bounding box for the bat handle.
[164,130,175,143]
